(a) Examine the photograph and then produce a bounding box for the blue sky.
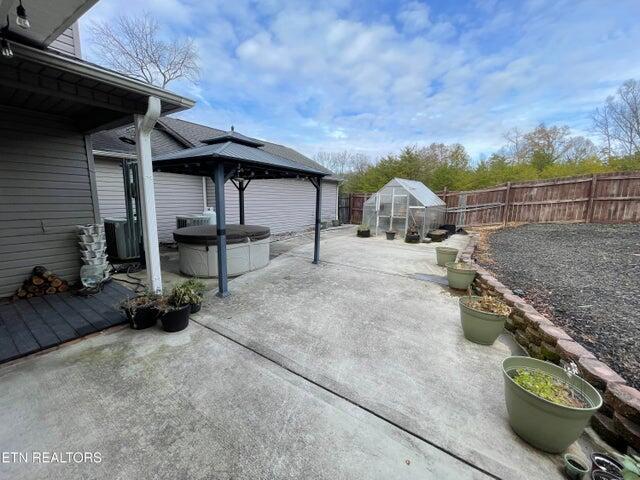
[81,0,640,162]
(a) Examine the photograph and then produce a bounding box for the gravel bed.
[478,223,640,390]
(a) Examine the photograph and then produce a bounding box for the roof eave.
[12,43,196,114]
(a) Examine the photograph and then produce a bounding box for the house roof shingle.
[92,116,338,181]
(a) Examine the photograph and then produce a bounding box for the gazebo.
[153,132,328,297]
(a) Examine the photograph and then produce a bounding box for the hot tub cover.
[173,224,270,245]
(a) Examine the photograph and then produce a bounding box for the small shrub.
[169,280,204,307]
[119,292,160,314]
[357,224,369,231]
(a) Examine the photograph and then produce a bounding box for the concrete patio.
[0,228,597,479]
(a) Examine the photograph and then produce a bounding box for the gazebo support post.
[212,163,229,297]
[238,180,245,225]
[311,176,322,264]
[231,178,251,225]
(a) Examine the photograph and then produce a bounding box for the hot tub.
[173,224,271,278]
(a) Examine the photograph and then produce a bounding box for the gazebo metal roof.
[154,133,327,297]
[153,137,327,180]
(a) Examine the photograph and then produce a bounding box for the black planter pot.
[385,231,396,240]
[405,233,420,243]
[127,305,158,330]
[357,229,370,238]
[440,224,456,235]
[590,453,623,479]
[160,305,190,332]
[591,471,622,480]
[190,302,201,314]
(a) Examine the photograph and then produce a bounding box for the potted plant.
[157,292,191,333]
[405,225,420,243]
[502,357,602,453]
[436,246,459,266]
[459,295,511,345]
[445,261,476,290]
[119,293,160,330]
[173,279,206,313]
[386,230,396,240]
[357,225,370,237]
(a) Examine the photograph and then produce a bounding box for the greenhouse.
[362,178,446,239]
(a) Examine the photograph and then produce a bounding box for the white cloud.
[81,0,640,162]
[397,1,431,34]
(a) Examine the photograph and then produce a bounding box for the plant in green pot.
[436,246,458,266]
[119,292,160,330]
[459,294,511,345]
[357,224,370,238]
[502,357,602,453]
[445,261,476,290]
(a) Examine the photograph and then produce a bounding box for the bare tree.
[89,14,199,88]
[314,151,371,175]
[503,127,526,163]
[593,79,640,156]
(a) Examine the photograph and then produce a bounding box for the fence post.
[502,182,511,226]
[586,174,598,223]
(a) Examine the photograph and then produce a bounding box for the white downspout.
[134,96,162,293]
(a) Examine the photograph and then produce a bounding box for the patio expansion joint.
[190,317,503,480]
[285,252,444,284]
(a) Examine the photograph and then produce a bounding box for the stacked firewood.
[14,266,69,300]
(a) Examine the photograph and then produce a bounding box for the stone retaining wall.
[460,234,640,454]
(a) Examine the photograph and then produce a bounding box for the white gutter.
[135,96,163,293]
[93,150,137,160]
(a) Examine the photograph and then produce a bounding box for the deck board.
[0,282,132,364]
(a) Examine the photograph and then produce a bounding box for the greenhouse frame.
[362,178,446,239]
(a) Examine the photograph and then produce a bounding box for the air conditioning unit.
[176,212,216,229]
[105,217,140,260]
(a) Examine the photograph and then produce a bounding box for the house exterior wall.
[206,178,339,234]
[0,107,96,297]
[94,157,206,243]
[94,157,340,242]
[49,23,82,58]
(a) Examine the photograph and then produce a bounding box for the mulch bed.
[477,223,640,390]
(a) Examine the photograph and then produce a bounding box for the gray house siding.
[94,157,206,243]
[49,24,82,57]
[206,178,339,234]
[94,157,339,242]
[0,107,95,297]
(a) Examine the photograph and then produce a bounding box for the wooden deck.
[0,281,134,364]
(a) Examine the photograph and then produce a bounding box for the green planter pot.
[459,296,507,345]
[445,262,476,290]
[502,356,602,453]
[436,247,459,266]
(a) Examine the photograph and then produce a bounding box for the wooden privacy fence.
[339,193,371,224]
[437,171,640,227]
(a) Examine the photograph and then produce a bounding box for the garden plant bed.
[476,223,640,390]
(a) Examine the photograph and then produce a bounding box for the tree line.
[317,79,640,193]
